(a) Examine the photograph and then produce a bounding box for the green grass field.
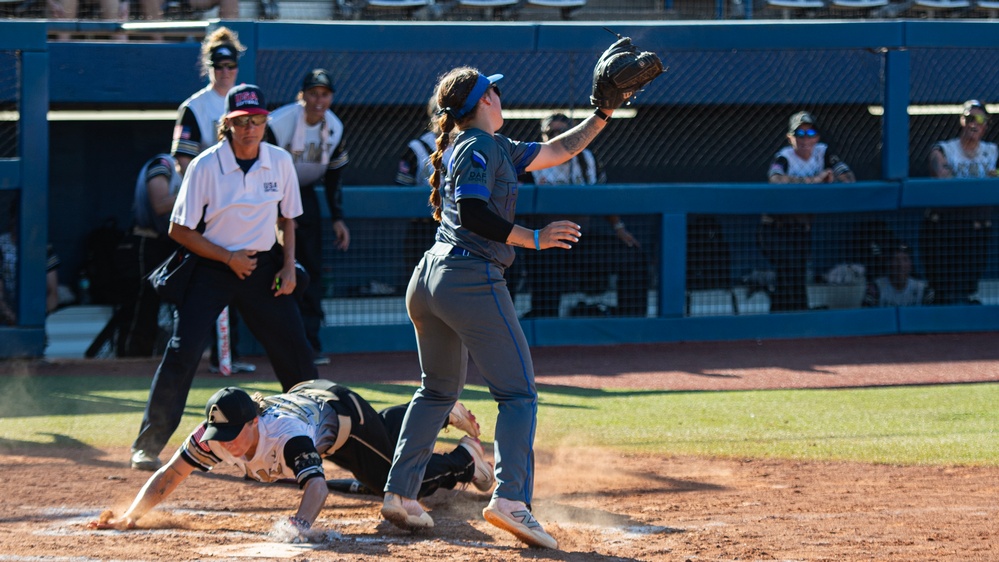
[0,375,995,466]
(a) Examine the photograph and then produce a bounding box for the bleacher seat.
[975,0,999,16]
[360,0,434,19]
[524,0,586,19]
[456,0,520,19]
[828,0,888,15]
[913,0,970,17]
[766,0,824,18]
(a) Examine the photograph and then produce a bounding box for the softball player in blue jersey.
[381,66,617,549]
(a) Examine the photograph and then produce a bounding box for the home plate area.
[20,498,675,561]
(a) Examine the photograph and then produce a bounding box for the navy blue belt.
[449,246,474,257]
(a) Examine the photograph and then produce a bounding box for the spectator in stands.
[394,95,443,271]
[521,112,649,317]
[115,153,181,357]
[171,27,254,374]
[266,68,351,367]
[761,110,855,312]
[922,99,997,305]
[863,244,933,307]
[0,200,61,325]
[147,0,239,20]
[48,0,126,41]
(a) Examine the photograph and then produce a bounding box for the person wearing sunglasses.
[265,69,351,367]
[165,27,257,385]
[378,66,627,550]
[922,99,998,305]
[761,111,855,312]
[130,84,319,476]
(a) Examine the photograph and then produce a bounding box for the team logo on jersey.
[471,150,487,170]
[263,181,278,192]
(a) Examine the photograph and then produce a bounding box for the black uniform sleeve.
[171,106,203,159]
[323,166,344,223]
[458,198,515,243]
[395,148,419,186]
[283,435,325,488]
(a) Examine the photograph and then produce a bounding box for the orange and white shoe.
[458,436,494,492]
[381,492,433,530]
[448,402,480,438]
[482,497,558,549]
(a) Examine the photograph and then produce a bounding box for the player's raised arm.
[527,34,664,173]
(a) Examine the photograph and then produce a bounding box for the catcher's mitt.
[590,36,665,110]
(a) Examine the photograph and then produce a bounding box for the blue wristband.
[533,229,540,251]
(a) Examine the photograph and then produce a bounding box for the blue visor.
[454,73,504,119]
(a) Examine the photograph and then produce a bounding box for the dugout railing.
[4,20,999,357]
[0,22,48,358]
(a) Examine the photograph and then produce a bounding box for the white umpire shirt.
[171,138,304,252]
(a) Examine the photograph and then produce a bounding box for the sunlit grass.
[0,374,995,466]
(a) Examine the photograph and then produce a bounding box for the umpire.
[130,84,318,472]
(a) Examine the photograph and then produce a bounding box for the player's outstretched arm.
[88,451,196,530]
[526,113,612,173]
[293,476,329,528]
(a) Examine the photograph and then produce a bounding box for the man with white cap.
[923,99,998,305]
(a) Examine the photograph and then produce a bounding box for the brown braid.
[428,67,481,222]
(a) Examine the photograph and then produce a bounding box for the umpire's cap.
[224,84,268,119]
[200,387,258,443]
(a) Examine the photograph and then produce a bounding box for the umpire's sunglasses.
[230,114,268,127]
[793,128,819,138]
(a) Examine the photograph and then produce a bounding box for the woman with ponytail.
[381,66,617,550]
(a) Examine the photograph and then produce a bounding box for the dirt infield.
[1,333,997,561]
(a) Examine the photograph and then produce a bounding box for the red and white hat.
[224,83,268,119]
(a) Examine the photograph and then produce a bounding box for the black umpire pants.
[295,183,326,354]
[133,247,318,457]
[294,380,473,499]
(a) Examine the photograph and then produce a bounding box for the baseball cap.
[199,387,258,443]
[302,68,335,93]
[788,111,815,133]
[224,84,268,119]
[209,43,239,66]
[963,99,989,116]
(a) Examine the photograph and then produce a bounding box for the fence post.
[882,47,910,181]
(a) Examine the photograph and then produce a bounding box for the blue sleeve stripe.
[456,183,490,199]
[514,142,541,174]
